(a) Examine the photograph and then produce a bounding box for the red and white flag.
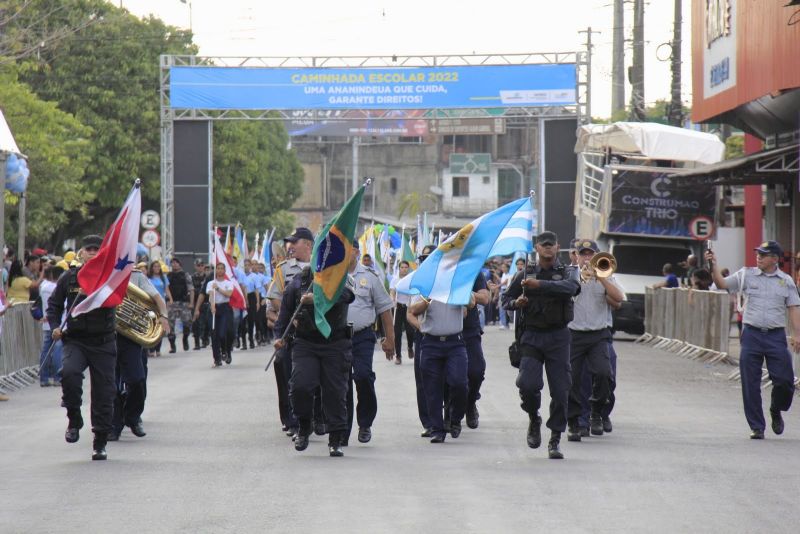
[213,229,246,310]
[71,182,141,317]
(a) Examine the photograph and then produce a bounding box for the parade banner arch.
[159,53,588,260]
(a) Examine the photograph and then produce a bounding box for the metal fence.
[0,303,44,393]
[637,287,732,365]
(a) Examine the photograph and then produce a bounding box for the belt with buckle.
[423,333,463,343]
[745,324,784,333]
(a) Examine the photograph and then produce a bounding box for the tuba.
[580,252,617,282]
[116,283,164,348]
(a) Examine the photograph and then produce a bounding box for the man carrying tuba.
[109,259,170,441]
[566,240,624,442]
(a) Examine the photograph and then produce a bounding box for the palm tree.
[397,191,437,219]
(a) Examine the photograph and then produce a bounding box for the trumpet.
[580,252,617,282]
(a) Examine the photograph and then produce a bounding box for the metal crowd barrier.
[636,287,732,365]
[0,303,44,393]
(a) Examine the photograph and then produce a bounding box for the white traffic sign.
[141,210,160,230]
[689,216,714,240]
[141,229,160,248]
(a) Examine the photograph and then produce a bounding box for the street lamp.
[179,0,192,32]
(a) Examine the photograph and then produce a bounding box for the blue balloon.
[5,154,29,193]
[390,232,401,248]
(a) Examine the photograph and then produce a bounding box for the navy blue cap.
[535,231,558,246]
[284,227,314,243]
[754,240,782,257]
[576,239,599,253]
[81,235,102,249]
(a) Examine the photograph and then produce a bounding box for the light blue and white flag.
[408,197,530,305]
[487,198,536,257]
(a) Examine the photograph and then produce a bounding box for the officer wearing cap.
[566,239,624,442]
[267,227,313,437]
[707,241,800,439]
[503,231,580,459]
[408,261,470,444]
[46,235,119,461]
[273,264,355,457]
[191,258,209,349]
[344,240,395,445]
[408,245,436,436]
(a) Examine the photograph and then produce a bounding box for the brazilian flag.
[311,184,366,338]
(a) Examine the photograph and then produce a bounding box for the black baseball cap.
[535,231,558,246]
[81,235,103,249]
[284,227,314,243]
[755,240,783,257]
[576,239,599,253]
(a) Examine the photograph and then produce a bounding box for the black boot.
[65,410,83,443]
[328,431,344,457]
[527,413,542,449]
[168,336,177,354]
[193,335,201,350]
[182,333,190,351]
[92,434,108,461]
[548,431,564,460]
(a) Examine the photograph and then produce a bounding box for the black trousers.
[244,293,257,346]
[256,300,269,342]
[568,328,612,423]
[516,328,572,433]
[211,303,233,363]
[113,335,147,432]
[393,304,415,361]
[290,338,351,434]
[61,337,117,436]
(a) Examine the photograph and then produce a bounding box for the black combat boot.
[182,333,190,351]
[328,431,344,457]
[590,413,604,436]
[193,335,201,350]
[65,410,83,443]
[548,431,564,460]
[168,335,177,354]
[567,420,581,442]
[295,420,312,451]
[526,413,542,449]
[92,434,108,461]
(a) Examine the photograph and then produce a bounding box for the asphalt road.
[2,328,799,533]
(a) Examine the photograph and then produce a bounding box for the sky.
[117,0,693,119]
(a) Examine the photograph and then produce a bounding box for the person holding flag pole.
[273,179,367,457]
[46,180,143,461]
[208,230,247,366]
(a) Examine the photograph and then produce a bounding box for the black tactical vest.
[293,268,349,343]
[523,263,575,330]
[65,267,116,338]
[168,271,190,302]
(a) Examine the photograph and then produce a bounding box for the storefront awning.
[673,144,799,186]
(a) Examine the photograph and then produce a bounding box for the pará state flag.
[71,181,141,317]
[213,230,247,310]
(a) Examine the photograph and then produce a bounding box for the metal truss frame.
[160,52,580,257]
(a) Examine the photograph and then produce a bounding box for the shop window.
[453,176,469,197]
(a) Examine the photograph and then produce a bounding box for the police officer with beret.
[46,235,118,461]
[408,290,470,444]
[503,231,580,459]
[566,239,623,441]
[267,228,313,436]
[344,240,395,445]
[273,265,355,457]
[707,241,800,439]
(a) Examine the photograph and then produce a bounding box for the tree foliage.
[2,0,305,250]
[0,67,92,246]
[213,120,303,234]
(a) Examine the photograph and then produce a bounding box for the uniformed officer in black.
[274,266,355,457]
[191,258,209,349]
[503,231,580,459]
[47,235,118,461]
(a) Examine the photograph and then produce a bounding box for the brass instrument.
[116,283,163,348]
[580,252,617,282]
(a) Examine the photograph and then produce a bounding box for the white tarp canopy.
[0,109,22,156]
[575,121,725,165]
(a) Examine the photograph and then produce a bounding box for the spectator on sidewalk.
[651,263,679,289]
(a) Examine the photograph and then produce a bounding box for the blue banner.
[170,64,576,110]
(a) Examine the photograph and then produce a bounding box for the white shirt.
[390,275,411,305]
[207,279,236,305]
[40,279,58,331]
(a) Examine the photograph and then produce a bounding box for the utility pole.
[667,0,683,126]
[611,0,625,116]
[578,27,600,121]
[629,0,646,121]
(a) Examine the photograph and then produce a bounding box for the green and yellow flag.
[311,183,366,338]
